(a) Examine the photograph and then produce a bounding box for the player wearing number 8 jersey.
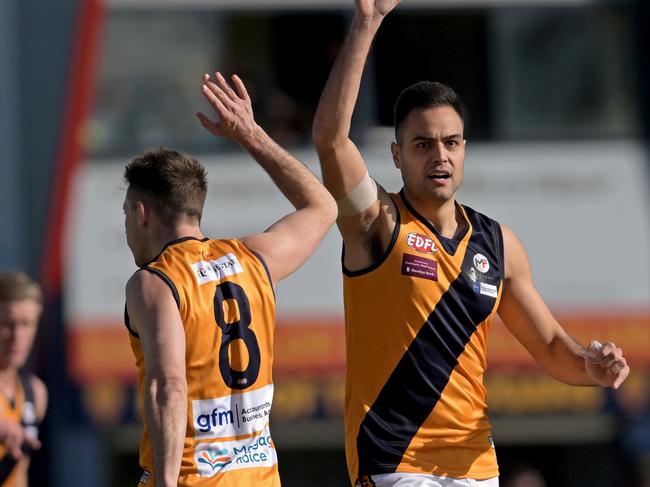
[123,72,336,487]
[127,238,276,486]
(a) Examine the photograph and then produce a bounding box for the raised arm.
[498,225,629,389]
[312,0,400,268]
[126,271,187,487]
[197,73,337,285]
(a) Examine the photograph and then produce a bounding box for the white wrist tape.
[336,171,378,217]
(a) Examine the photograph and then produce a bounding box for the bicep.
[498,225,566,362]
[317,138,369,200]
[318,141,386,240]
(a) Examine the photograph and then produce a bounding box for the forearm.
[239,125,335,213]
[313,13,383,147]
[537,333,597,386]
[145,376,187,486]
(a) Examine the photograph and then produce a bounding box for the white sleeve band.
[336,171,378,217]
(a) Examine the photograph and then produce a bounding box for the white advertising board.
[65,140,650,328]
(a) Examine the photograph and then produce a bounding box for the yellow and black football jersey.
[0,372,37,487]
[343,191,504,485]
[125,237,279,487]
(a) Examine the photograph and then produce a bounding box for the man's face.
[392,105,466,205]
[0,299,41,369]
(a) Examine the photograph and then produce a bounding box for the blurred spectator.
[0,272,48,486]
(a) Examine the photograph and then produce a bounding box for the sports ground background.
[1,0,649,485]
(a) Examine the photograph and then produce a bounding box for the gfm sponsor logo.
[405,232,438,254]
[196,408,234,433]
[192,384,274,440]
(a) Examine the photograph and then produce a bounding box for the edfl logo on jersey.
[405,232,438,254]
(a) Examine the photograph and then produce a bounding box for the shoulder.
[28,374,47,421]
[126,269,180,334]
[126,268,174,300]
[125,269,149,299]
[499,224,531,279]
[462,204,501,229]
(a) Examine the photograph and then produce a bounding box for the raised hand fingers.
[199,71,256,142]
[202,78,237,114]
[201,81,230,115]
[213,72,240,103]
[230,74,251,102]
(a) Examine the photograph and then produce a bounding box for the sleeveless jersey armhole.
[242,244,276,301]
[494,221,505,281]
[124,267,181,339]
[342,202,401,278]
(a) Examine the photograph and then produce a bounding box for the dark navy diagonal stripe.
[356,228,500,476]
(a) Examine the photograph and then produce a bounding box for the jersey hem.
[357,464,500,480]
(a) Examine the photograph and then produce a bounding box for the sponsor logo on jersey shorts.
[192,384,274,440]
[191,253,244,285]
[194,426,277,477]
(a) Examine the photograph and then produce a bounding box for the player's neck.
[147,224,205,262]
[406,192,464,239]
[0,367,18,398]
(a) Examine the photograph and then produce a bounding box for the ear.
[135,200,149,226]
[391,142,401,169]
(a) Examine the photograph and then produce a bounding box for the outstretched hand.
[196,72,258,144]
[583,340,629,390]
[0,418,41,460]
[355,0,401,19]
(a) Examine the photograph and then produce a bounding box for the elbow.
[312,125,331,153]
[147,375,187,402]
[322,195,338,226]
[306,193,338,234]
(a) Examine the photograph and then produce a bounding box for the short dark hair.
[394,81,464,140]
[124,148,208,225]
[0,272,43,306]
